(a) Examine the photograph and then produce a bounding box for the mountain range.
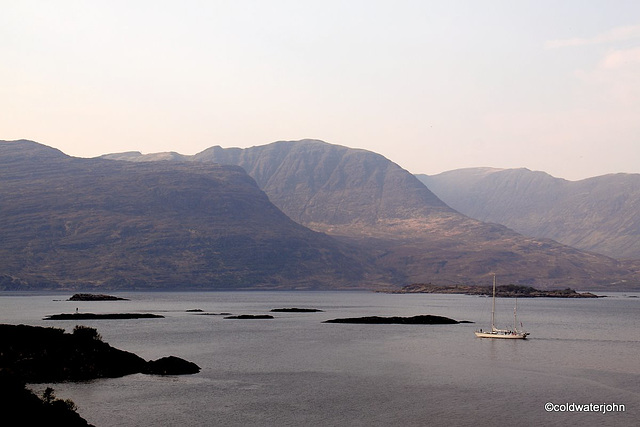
[1,138,638,291]
[418,168,640,260]
[101,139,639,290]
[0,140,380,290]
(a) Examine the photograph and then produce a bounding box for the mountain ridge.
[1,140,384,290]
[102,139,640,290]
[418,168,640,259]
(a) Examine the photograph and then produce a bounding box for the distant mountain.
[192,141,453,233]
[103,140,640,290]
[0,140,382,290]
[418,168,640,260]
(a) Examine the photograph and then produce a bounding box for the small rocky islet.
[188,308,324,317]
[224,314,275,319]
[67,293,129,301]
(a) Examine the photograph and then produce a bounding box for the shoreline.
[379,283,602,298]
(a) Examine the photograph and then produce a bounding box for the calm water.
[1,291,638,427]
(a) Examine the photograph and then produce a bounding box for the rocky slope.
[418,168,640,259]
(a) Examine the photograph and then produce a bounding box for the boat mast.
[513,296,518,332]
[491,274,496,332]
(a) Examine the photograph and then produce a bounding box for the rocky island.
[385,283,601,298]
[224,314,274,319]
[193,312,233,316]
[67,293,129,301]
[324,315,468,324]
[270,308,324,312]
[44,313,164,320]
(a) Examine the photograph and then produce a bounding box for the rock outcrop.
[144,356,200,375]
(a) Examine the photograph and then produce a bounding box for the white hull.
[474,331,528,339]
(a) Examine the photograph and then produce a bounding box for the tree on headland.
[72,325,102,342]
[42,386,78,412]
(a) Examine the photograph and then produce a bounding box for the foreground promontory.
[0,371,93,426]
[0,324,199,382]
[1,324,199,426]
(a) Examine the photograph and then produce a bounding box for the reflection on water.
[2,291,639,427]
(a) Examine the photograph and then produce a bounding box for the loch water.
[1,291,638,427]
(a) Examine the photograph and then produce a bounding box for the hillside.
[103,140,640,290]
[418,168,640,259]
[0,140,382,290]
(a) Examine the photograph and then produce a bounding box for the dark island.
[194,312,233,316]
[68,293,128,301]
[384,283,601,298]
[44,313,164,320]
[324,315,468,324]
[270,308,324,313]
[224,314,274,319]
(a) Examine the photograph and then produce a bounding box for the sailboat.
[474,274,529,339]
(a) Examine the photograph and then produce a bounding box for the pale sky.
[2,1,639,180]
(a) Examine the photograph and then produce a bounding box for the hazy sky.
[2,1,639,180]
